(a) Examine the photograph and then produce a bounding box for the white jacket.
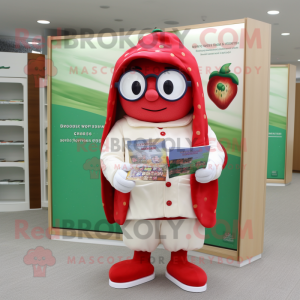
[101,114,225,220]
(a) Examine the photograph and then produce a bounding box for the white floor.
[1,173,300,300]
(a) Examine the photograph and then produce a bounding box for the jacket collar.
[124,114,193,128]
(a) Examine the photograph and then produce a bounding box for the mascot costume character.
[100,29,227,292]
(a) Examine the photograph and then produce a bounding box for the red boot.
[166,250,207,292]
[109,251,155,288]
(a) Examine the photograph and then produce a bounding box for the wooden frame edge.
[266,179,285,184]
[271,65,289,68]
[285,64,291,184]
[236,17,248,262]
[293,83,300,171]
[238,18,271,261]
[47,36,53,232]
[51,229,123,241]
[285,64,297,184]
[196,245,238,260]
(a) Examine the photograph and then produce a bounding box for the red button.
[158,127,163,129]
[166,200,172,206]
[160,132,166,136]
[166,182,171,187]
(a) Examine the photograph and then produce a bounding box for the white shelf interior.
[0,75,29,211]
[0,188,26,202]
[0,82,24,121]
[0,105,23,120]
[0,168,25,204]
[0,144,24,161]
[0,126,24,162]
[40,77,48,207]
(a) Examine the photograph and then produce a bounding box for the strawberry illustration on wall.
[207,63,239,110]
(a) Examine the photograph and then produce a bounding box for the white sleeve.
[208,125,225,180]
[100,120,125,187]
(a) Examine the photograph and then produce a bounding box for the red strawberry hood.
[100,30,227,228]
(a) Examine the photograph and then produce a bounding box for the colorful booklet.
[126,138,168,181]
[168,146,210,178]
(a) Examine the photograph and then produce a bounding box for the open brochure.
[126,138,168,181]
[169,145,210,178]
[125,139,210,181]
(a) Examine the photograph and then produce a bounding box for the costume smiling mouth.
[142,108,167,112]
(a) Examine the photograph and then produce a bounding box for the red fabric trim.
[113,190,130,225]
[100,172,114,224]
[220,143,228,169]
[166,156,170,167]
[190,175,219,228]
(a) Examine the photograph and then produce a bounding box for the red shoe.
[166,250,207,292]
[109,251,155,288]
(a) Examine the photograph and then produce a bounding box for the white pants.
[121,219,205,252]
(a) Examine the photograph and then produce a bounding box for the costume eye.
[157,70,187,101]
[132,81,141,95]
[163,80,173,94]
[119,71,145,101]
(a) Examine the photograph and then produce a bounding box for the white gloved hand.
[195,160,217,183]
[113,163,136,193]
